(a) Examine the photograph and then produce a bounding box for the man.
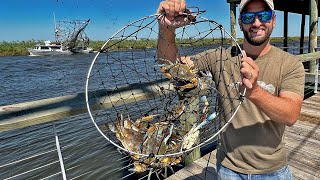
[156,0,305,179]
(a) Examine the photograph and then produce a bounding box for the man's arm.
[241,52,304,126]
[248,87,303,126]
[156,0,194,66]
[157,24,178,63]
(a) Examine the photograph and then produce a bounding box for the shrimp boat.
[28,18,92,56]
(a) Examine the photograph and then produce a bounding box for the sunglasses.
[241,10,274,24]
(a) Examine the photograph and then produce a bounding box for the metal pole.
[53,123,67,180]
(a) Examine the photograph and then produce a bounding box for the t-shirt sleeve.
[190,48,228,72]
[280,56,305,98]
[190,49,215,71]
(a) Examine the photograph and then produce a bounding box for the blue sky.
[0,0,316,41]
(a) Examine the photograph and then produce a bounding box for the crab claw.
[129,161,148,173]
[160,66,172,79]
[181,127,200,150]
[177,78,198,89]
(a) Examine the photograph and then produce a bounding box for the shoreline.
[0,37,314,57]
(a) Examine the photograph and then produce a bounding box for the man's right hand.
[157,0,192,28]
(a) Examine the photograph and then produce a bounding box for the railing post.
[53,123,67,180]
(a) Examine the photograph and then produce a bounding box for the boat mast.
[53,12,60,43]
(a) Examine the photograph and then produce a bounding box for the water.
[0,42,312,106]
[0,43,314,179]
[0,53,135,179]
[0,51,182,179]
[0,54,95,106]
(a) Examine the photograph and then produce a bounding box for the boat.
[28,18,92,56]
[28,40,72,56]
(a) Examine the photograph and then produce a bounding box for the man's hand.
[157,0,193,28]
[157,0,186,19]
[240,51,259,96]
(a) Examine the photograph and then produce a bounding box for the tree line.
[0,36,309,56]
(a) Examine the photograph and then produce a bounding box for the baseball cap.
[240,0,274,13]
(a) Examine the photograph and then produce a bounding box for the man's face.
[239,0,276,46]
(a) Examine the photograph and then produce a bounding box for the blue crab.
[131,121,183,177]
[108,114,144,152]
[160,61,199,90]
[108,113,183,175]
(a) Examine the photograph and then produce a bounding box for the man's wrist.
[247,84,266,100]
[158,24,176,41]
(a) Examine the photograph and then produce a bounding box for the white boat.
[72,47,93,54]
[28,17,92,56]
[28,41,72,56]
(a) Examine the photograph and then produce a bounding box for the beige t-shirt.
[191,46,305,174]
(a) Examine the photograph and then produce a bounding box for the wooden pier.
[166,93,320,180]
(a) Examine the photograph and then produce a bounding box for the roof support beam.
[230,2,237,46]
[309,0,318,73]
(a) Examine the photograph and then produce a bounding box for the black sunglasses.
[241,10,274,24]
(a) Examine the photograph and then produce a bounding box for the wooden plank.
[289,164,318,180]
[202,151,217,165]
[193,158,216,174]
[182,162,215,180]
[285,134,319,154]
[287,155,320,178]
[285,120,320,141]
[286,144,320,171]
[166,167,201,180]
[285,124,320,142]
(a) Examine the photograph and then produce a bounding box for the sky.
[0,0,317,41]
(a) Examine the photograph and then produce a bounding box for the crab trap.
[85,9,244,176]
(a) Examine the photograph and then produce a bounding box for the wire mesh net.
[86,11,244,173]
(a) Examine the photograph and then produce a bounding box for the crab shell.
[161,63,199,89]
[112,114,144,152]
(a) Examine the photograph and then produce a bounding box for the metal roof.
[227,0,319,16]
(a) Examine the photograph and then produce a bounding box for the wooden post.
[309,0,318,73]
[300,14,306,54]
[180,97,201,166]
[230,2,237,46]
[284,11,288,52]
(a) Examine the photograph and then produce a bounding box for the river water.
[0,43,312,179]
[0,53,136,179]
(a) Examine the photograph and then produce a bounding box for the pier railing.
[0,52,319,179]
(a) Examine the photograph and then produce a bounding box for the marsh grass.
[0,36,312,56]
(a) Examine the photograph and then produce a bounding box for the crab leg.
[193,112,218,132]
[163,124,174,144]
